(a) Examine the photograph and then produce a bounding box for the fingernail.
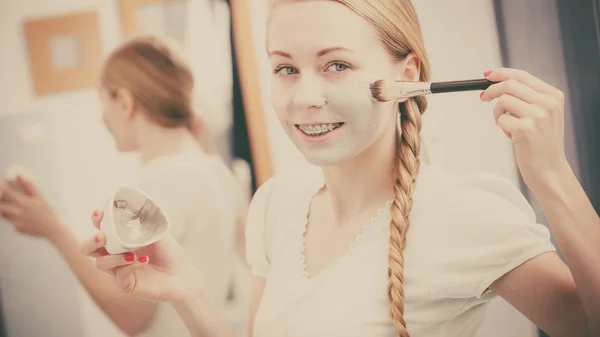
[94,235,100,244]
[92,211,98,217]
[138,256,148,263]
[480,91,485,99]
[125,253,135,262]
[484,70,492,77]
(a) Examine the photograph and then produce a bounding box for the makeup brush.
[370,79,497,102]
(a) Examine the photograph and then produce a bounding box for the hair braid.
[387,95,427,337]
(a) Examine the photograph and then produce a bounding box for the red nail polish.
[480,91,485,99]
[125,253,134,262]
[138,256,148,263]
[484,70,492,77]
[94,236,100,244]
[93,211,97,217]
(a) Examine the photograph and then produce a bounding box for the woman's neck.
[136,120,203,165]
[321,125,398,219]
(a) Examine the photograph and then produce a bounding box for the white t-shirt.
[133,151,239,337]
[246,164,556,337]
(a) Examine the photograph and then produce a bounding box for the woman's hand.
[481,68,570,191]
[81,210,203,304]
[0,175,64,240]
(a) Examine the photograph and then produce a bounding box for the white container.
[100,185,171,255]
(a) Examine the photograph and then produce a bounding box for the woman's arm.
[483,68,600,336]
[491,164,600,336]
[0,179,156,336]
[50,225,157,336]
[536,164,600,330]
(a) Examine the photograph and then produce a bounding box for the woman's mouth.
[296,122,344,137]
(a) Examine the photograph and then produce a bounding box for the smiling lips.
[296,122,344,137]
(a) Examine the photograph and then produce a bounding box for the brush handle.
[430,79,496,94]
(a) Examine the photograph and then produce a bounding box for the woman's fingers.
[481,78,562,117]
[115,256,150,293]
[95,252,137,271]
[481,79,537,103]
[81,232,106,255]
[0,202,21,220]
[485,68,560,95]
[496,113,523,138]
[81,210,107,256]
[0,182,26,205]
[491,95,533,139]
[14,175,38,196]
[492,94,541,120]
[91,209,103,230]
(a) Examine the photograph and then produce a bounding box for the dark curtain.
[0,296,4,337]
[554,0,600,213]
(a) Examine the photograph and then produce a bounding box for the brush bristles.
[370,80,396,102]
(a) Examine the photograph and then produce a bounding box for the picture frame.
[117,0,186,38]
[23,11,102,96]
[230,0,274,186]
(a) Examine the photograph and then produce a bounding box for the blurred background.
[0,0,598,336]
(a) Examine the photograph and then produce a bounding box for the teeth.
[298,122,342,136]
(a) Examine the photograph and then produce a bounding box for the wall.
[249,0,536,336]
[0,1,144,337]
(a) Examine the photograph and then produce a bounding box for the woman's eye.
[327,62,350,73]
[274,66,298,76]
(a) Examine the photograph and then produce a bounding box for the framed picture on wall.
[23,11,102,96]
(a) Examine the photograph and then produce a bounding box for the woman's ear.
[114,88,136,120]
[392,52,421,103]
[395,52,421,82]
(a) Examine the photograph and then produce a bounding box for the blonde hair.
[101,36,196,129]
[269,1,430,336]
[101,36,216,152]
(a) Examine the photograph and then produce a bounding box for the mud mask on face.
[295,79,394,166]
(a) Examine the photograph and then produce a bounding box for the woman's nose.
[291,76,327,110]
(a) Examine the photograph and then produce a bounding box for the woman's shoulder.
[140,152,233,186]
[141,152,217,174]
[245,166,322,276]
[135,153,241,216]
[416,164,536,224]
[252,165,323,209]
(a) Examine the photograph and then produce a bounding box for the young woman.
[0,37,247,337]
[45,1,600,337]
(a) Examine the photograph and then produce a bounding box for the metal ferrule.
[395,82,432,99]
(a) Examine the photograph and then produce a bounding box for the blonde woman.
[45,1,600,337]
[0,37,246,337]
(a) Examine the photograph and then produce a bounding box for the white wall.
[250,0,535,337]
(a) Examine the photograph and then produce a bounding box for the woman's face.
[99,87,138,152]
[267,1,415,167]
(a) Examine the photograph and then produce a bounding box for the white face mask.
[275,78,395,167]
